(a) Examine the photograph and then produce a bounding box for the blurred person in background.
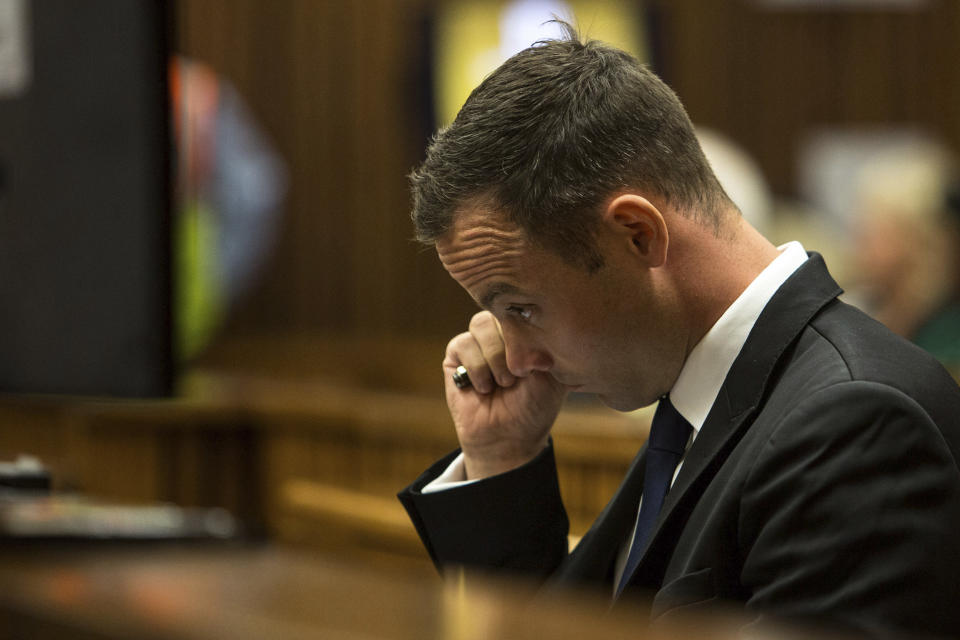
[170,56,288,361]
[696,127,774,237]
[849,141,960,376]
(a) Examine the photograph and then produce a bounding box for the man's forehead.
[435,207,531,303]
[436,205,526,260]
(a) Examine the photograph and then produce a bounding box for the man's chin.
[596,393,644,412]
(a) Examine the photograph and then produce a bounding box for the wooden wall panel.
[653,0,960,195]
[174,0,960,343]
[175,0,475,344]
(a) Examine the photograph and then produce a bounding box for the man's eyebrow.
[479,282,522,310]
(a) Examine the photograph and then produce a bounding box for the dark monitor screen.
[0,0,173,397]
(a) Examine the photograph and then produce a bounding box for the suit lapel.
[625,254,844,587]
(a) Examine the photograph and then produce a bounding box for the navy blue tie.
[616,395,692,596]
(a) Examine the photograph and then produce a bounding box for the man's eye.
[506,305,533,322]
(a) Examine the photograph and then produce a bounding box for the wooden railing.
[0,335,650,569]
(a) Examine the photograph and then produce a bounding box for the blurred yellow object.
[434,0,648,126]
[175,201,225,361]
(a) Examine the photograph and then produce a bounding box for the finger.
[469,312,516,388]
[444,330,497,394]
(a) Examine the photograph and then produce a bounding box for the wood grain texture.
[174,1,960,342]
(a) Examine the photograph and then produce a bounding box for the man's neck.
[671,215,781,359]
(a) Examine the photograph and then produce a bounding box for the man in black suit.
[398,25,960,638]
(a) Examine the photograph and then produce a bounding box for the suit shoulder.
[765,300,960,462]
[806,300,956,390]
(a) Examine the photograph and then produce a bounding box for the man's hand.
[444,311,568,480]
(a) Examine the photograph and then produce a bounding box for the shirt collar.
[669,241,808,433]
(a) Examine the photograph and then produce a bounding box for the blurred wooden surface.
[0,545,765,640]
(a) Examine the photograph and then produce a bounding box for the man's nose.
[504,334,553,377]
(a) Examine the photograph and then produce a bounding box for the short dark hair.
[409,22,731,271]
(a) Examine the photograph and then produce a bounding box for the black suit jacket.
[398,255,960,638]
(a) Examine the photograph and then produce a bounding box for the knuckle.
[445,331,472,356]
[468,311,492,331]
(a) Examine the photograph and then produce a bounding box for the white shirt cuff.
[421,452,480,493]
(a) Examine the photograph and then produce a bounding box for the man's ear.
[602,194,669,268]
